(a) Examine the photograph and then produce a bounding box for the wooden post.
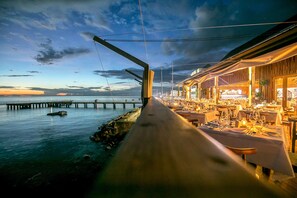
[248,67,252,107]
[283,77,288,108]
[197,83,200,101]
[185,86,190,100]
[214,76,219,104]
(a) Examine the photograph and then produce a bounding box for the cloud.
[0,75,33,77]
[80,32,95,41]
[67,85,86,89]
[0,0,121,33]
[93,66,192,85]
[27,71,40,73]
[34,39,91,64]
[160,0,297,68]
[93,69,134,79]
[0,86,15,88]
[28,85,141,96]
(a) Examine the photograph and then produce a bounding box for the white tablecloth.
[175,110,217,124]
[198,126,294,178]
[238,110,282,125]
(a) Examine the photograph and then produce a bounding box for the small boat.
[47,111,67,116]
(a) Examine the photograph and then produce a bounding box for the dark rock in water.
[47,111,67,116]
[83,154,91,160]
[90,108,141,147]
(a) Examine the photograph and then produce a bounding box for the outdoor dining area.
[161,16,297,196]
[162,89,297,195]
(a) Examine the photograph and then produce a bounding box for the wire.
[93,42,114,102]
[146,21,297,34]
[98,21,297,37]
[103,28,289,43]
[105,34,253,42]
[138,0,149,62]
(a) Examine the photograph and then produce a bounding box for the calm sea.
[0,96,141,197]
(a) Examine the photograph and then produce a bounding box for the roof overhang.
[179,25,297,86]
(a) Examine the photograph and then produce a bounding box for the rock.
[83,154,91,160]
[90,108,141,146]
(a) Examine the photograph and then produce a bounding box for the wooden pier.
[6,100,142,110]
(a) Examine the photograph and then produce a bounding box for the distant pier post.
[94,100,98,109]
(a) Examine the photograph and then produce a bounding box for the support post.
[214,76,219,104]
[93,36,154,107]
[248,67,252,107]
[283,77,288,108]
[197,83,201,101]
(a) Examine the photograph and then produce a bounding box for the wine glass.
[219,113,230,131]
[260,115,266,127]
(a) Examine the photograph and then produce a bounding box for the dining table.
[198,125,295,179]
[237,109,282,125]
[175,110,218,126]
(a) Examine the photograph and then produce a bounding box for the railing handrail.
[88,97,283,197]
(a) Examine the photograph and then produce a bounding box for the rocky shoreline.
[90,107,141,150]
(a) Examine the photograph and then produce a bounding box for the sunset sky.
[0,0,297,96]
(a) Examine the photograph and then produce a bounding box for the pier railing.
[6,100,142,110]
[88,97,283,197]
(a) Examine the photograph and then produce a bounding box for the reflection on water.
[0,96,138,197]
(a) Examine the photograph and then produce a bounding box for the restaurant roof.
[178,14,297,86]
[222,13,297,60]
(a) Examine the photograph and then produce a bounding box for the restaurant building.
[179,14,297,110]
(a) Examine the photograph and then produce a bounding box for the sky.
[0,0,297,97]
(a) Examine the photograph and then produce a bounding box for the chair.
[228,106,237,119]
[225,145,256,161]
[288,117,297,153]
[216,107,228,119]
[281,120,292,151]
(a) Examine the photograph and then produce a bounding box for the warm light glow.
[0,89,44,95]
[56,93,67,96]
[242,120,247,126]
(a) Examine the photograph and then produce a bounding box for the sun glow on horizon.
[0,89,44,96]
[56,93,67,96]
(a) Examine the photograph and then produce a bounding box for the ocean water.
[0,96,141,197]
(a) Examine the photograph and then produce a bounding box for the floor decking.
[275,172,297,197]
[271,152,297,197]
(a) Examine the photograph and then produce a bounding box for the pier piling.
[6,100,142,110]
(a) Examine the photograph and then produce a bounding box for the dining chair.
[288,116,297,153]
[224,145,257,161]
[216,107,228,119]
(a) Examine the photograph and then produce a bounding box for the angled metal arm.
[93,35,152,107]
[93,36,149,69]
[125,69,143,80]
[134,79,142,85]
